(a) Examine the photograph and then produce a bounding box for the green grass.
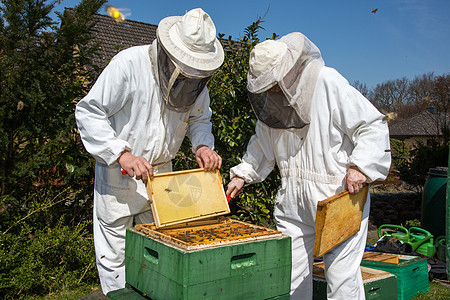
[412,281,450,299]
[29,284,101,300]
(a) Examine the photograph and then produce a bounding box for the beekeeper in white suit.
[226,32,391,299]
[75,8,224,295]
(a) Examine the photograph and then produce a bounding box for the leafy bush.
[390,139,409,171]
[0,219,97,299]
[397,139,449,188]
[229,182,278,228]
[404,219,421,228]
[0,1,105,298]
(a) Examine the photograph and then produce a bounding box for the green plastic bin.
[421,167,447,238]
[447,150,450,279]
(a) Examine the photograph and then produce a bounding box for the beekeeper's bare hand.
[345,166,367,194]
[118,151,153,183]
[226,177,245,199]
[195,145,222,171]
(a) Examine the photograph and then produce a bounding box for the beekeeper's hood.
[247,32,324,128]
[151,8,224,110]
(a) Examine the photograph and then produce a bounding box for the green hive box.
[125,219,292,300]
[107,284,290,300]
[312,263,397,300]
[360,254,429,300]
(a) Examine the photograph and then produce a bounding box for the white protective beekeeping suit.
[230,32,391,299]
[75,8,224,295]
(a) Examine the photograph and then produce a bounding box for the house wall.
[403,136,443,148]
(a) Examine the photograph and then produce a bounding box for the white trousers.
[93,208,154,295]
[280,197,370,300]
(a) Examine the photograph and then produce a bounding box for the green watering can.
[378,225,436,257]
[408,227,436,257]
[377,224,410,243]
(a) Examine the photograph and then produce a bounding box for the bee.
[382,112,397,123]
[106,5,130,23]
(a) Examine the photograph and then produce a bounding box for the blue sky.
[53,0,449,88]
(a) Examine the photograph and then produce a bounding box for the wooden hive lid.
[146,168,230,228]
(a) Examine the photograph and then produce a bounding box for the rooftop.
[389,108,449,138]
[65,7,157,68]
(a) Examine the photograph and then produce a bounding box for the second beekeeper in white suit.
[75,8,224,295]
[226,32,391,299]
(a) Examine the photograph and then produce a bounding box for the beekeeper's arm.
[187,87,222,171]
[226,121,276,198]
[75,55,153,182]
[334,84,391,194]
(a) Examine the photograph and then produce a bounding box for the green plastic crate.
[125,226,291,300]
[361,255,429,300]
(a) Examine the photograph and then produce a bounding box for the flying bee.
[382,112,397,123]
[106,5,131,23]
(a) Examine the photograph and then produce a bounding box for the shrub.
[0,1,104,298]
[397,139,449,188]
[390,139,409,171]
[0,219,97,299]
